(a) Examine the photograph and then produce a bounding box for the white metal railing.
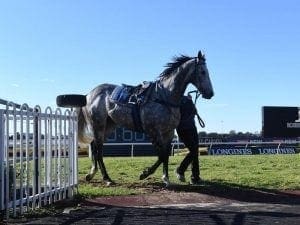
[0,100,78,219]
[85,140,300,157]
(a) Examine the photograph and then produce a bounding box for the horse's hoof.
[162,175,170,187]
[139,174,146,180]
[139,172,148,180]
[85,174,93,182]
[104,179,115,186]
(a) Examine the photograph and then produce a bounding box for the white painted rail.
[0,99,78,219]
[85,140,299,157]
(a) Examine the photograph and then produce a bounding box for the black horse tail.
[56,94,87,144]
[76,101,91,145]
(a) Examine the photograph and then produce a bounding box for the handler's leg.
[189,128,202,185]
[175,129,194,182]
[190,148,201,184]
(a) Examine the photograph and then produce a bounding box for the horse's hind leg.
[94,139,114,185]
[161,143,171,186]
[85,140,113,185]
[85,140,98,181]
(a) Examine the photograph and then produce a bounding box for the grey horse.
[73,51,214,186]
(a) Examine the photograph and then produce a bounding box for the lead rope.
[188,90,205,128]
[196,111,205,128]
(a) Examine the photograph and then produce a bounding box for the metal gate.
[0,100,78,218]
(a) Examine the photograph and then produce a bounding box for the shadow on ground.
[167,180,300,205]
[7,204,300,225]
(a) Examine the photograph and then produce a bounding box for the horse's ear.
[198,50,206,61]
[198,51,203,59]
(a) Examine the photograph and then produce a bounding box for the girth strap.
[154,99,181,108]
[132,104,144,132]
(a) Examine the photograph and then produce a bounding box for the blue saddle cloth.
[110,85,130,104]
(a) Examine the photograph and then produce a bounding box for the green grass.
[77,154,300,198]
[201,154,300,189]
[6,154,299,219]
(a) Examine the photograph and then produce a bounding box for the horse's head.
[190,51,214,99]
[158,51,214,102]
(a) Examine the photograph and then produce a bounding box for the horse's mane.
[158,55,194,80]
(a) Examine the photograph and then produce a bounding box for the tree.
[198,131,207,137]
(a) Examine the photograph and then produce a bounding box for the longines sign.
[209,147,297,155]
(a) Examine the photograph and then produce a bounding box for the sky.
[0,0,299,134]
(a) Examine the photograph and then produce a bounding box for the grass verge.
[77,154,300,198]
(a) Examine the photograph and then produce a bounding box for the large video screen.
[262,106,300,138]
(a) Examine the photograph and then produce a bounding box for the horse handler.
[175,94,202,185]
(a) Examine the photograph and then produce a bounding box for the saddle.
[110,81,153,105]
[109,82,154,132]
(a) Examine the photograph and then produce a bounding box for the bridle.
[192,56,207,94]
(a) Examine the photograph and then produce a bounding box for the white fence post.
[131,144,134,158]
[0,110,4,211]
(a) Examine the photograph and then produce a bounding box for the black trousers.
[176,125,200,180]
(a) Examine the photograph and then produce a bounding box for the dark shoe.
[190,178,203,185]
[175,167,186,182]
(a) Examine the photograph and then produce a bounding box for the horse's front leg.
[139,142,171,187]
[139,159,161,180]
[139,140,163,180]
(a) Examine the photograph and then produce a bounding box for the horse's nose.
[203,90,214,99]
